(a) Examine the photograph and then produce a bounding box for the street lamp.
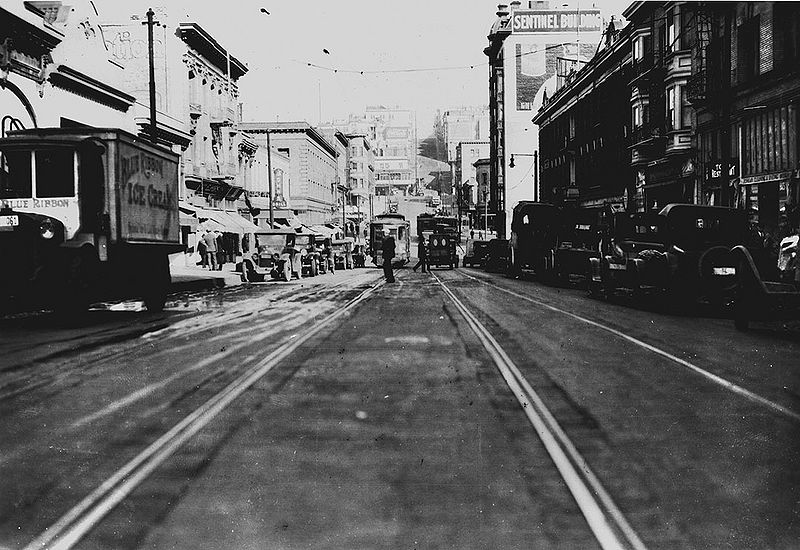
[509,151,539,201]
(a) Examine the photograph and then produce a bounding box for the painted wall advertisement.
[512,9,601,111]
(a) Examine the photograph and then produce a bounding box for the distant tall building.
[443,106,490,164]
[485,1,602,237]
[336,106,417,197]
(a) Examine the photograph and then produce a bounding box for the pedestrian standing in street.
[215,231,225,270]
[381,228,396,283]
[412,236,428,273]
[197,233,208,268]
[202,229,217,270]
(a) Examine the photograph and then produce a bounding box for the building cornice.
[48,64,136,111]
[177,22,247,80]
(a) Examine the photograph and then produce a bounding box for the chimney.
[496,4,509,17]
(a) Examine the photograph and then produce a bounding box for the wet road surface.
[0,265,798,549]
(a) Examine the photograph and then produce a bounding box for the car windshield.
[667,211,746,249]
[256,234,286,249]
[0,150,32,199]
[614,214,665,243]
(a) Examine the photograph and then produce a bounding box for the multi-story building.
[1,1,136,134]
[443,107,490,201]
[690,2,800,238]
[239,122,339,225]
[534,21,632,212]
[346,134,376,221]
[485,1,602,237]
[101,14,258,253]
[624,2,698,212]
[455,141,490,224]
[317,125,351,228]
[474,157,492,233]
[365,106,416,197]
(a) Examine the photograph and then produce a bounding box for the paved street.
[0,266,798,549]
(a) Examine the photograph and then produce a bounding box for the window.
[0,150,32,199]
[667,86,677,130]
[633,36,644,61]
[632,104,643,128]
[36,149,75,198]
[737,14,760,84]
[666,8,678,53]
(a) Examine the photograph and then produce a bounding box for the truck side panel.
[114,140,180,244]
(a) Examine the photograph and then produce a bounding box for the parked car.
[484,238,510,273]
[508,201,560,278]
[588,211,666,297]
[551,207,601,282]
[463,239,490,267]
[331,238,354,270]
[590,204,748,305]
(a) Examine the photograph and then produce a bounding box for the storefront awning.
[195,208,259,234]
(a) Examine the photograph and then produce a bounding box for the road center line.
[457,270,800,424]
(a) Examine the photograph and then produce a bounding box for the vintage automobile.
[462,238,490,268]
[352,243,367,268]
[331,238,354,270]
[590,204,748,305]
[426,232,458,269]
[730,244,800,330]
[484,238,510,273]
[249,227,297,282]
[588,211,666,297]
[551,207,601,282]
[508,201,560,278]
[293,231,320,277]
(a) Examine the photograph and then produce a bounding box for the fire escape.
[686,4,713,105]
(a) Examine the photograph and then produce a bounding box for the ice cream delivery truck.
[0,127,183,313]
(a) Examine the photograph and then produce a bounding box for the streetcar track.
[452,269,800,424]
[0,276,369,404]
[434,273,647,550]
[23,277,384,550]
[69,278,375,428]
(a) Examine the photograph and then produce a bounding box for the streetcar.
[369,213,411,267]
[417,213,460,243]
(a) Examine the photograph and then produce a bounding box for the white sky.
[93,0,631,136]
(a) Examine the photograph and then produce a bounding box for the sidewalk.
[169,261,244,294]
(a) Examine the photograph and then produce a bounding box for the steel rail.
[458,270,800,424]
[23,278,384,550]
[433,273,648,550]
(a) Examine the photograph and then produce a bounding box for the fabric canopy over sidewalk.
[195,208,259,234]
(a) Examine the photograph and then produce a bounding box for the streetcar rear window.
[0,150,32,199]
[36,149,75,198]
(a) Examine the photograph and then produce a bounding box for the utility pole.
[266,130,274,227]
[144,8,158,145]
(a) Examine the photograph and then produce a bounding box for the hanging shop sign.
[739,171,792,186]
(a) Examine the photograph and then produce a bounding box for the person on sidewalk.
[197,233,208,268]
[202,229,218,270]
[381,228,396,283]
[215,231,225,270]
[412,236,428,273]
